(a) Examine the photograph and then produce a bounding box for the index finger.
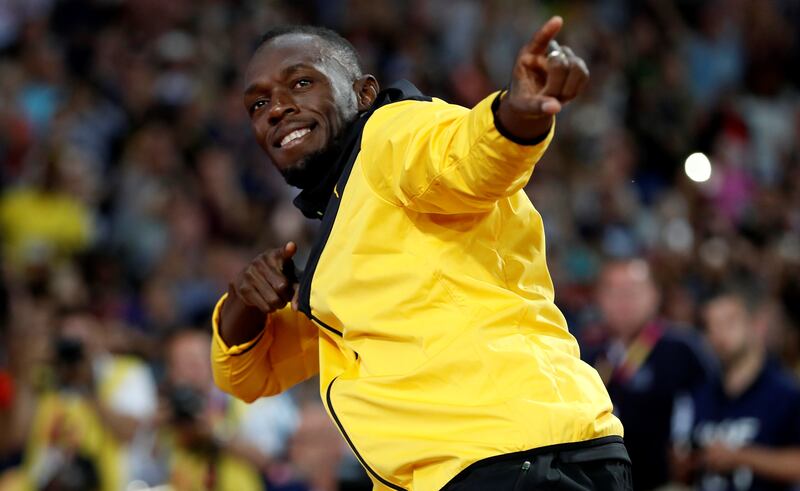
[283,241,297,260]
[526,16,564,55]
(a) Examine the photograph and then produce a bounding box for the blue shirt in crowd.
[691,359,800,491]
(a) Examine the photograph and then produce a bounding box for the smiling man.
[211,19,630,491]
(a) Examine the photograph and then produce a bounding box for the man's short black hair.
[256,25,363,81]
[704,277,765,316]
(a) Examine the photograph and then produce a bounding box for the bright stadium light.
[684,152,712,183]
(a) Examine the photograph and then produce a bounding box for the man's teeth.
[281,127,311,147]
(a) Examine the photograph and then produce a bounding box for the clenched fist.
[219,242,299,346]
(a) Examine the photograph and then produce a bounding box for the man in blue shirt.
[684,286,800,490]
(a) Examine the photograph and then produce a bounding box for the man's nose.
[268,91,298,125]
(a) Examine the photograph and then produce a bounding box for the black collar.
[292,80,429,219]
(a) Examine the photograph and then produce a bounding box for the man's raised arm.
[360,16,589,214]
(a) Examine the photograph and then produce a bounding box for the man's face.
[597,261,659,341]
[704,296,751,367]
[167,332,212,392]
[243,34,358,185]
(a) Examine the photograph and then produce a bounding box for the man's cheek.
[250,121,266,146]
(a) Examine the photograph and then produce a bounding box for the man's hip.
[441,436,633,490]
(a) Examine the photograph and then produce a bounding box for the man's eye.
[250,99,268,113]
[294,79,312,89]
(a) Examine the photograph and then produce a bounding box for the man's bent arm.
[734,447,800,482]
[211,294,319,402]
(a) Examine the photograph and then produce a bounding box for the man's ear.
[354,75,379,111]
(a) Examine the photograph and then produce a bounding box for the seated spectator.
[679,286,800,490]
[0,158,92,273]
[159,328,298,491]
[22,307,157,491]
[285,402,357,491]
[582,258,715,490]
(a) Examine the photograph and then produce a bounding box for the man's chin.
[281,161,315,189]
[275,116,359,190]
[279,150,332,189]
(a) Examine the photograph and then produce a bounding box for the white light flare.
[684,152,712,183]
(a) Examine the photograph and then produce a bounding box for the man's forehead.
[245,33,336,81]
[247,34,329,75]
[265,32,326,52]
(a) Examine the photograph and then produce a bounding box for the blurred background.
[0,0,798,490]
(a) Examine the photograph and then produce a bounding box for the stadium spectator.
[676,286,800,490]
[286,403,348,491]
[158,327,299,491]
[22,307,157,491]
[582,258,715,490]
[0,157,93,274]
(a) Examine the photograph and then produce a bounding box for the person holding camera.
[159,328,299,491]
[22,307,158,491]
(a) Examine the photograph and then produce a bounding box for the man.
[212,19,630,490]
[582,259,713,490]
[161,328,298,491]
[682,287,800,490]
[23,308,158,491]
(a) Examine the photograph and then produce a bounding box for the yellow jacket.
[212,84,623,491]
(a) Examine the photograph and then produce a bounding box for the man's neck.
[291,116,362,218]
[620,319,658,347]
[723,348,765,398]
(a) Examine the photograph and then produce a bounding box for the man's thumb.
[538,96,562,115]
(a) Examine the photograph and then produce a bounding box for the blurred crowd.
[0,0,798,490]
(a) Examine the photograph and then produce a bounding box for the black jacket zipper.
[296,129,364,320]
[326,376,407,491]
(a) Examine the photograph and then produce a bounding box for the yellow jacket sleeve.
[361,91,554,214]
[211,294,320,402]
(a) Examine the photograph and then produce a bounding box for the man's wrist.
[492,91,553,145]
[218,289,268,347]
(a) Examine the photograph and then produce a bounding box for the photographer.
[23,307,157,491]
[159,328,298,491]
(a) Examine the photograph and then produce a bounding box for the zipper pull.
[513,461,532,491]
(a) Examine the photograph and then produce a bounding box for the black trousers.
[441,436,633,491]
